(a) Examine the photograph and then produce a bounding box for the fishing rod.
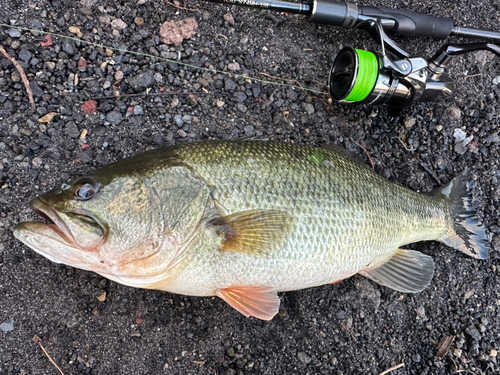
[203,0,500,109]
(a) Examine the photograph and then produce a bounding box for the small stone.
[6,28,21,38]
[297,352,311,364]
[0,319,14,332]
[404,117,416,129]
[159,18,198,46]
[493,76,500,85]
[111,18,128,30]
[66,316,79,328]
[227,62,240,72]
[177,129,187,137]
[446,105,462,119]
[490,349,498,357]
[234,91,247,103]
[62,40,77,55]
[302,103,315,115]
[134,17,144,26]
[65,121,80,138]
[223,13,235,25]
[106,110,124,125]
[235,103,247,113]
[19,48,32,63]
[129,72,154,90]
[336,310,346,319]
[216,100,225,107]
[32,157,43,168]
[133,106,144,115]
[465,325,482,341]
[243,125,255,136]
[226,346,235,357]
[174,115,184,127]
[181,115,192,124]
[224,78,237,92]
[451,348,462,357]
[154,73,163,83]
[130,331,141,337]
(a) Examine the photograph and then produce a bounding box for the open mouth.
[29,197,77,246]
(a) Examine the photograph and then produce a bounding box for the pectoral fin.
[215,286,280,320]
[211,209,293,256]
[359,249,435,293]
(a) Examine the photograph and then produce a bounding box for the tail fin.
[437,173,489,259]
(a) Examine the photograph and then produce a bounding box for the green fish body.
[14,141,488,320]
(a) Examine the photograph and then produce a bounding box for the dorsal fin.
[210,209,293,256]
[215,286,280,320]
[359,249,435,293]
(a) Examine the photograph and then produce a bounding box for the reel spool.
[329,47,412,107]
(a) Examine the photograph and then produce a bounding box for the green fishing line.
[344,49,378,102]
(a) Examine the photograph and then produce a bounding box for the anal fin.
[215,286,280,320]
[359,249,435,293]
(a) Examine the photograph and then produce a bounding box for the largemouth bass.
[14,141,488,320]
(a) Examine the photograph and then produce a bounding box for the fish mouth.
[29,197,78,246]
[14,197,107,269]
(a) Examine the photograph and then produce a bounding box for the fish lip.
[29,197,78,246]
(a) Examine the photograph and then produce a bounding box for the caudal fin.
[437,173,489,259]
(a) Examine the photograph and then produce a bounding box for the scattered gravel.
[1,0,500,374]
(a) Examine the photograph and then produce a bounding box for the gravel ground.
[1,0,500,374]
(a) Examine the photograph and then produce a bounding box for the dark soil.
[1,0,500,374]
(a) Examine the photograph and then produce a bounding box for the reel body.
[329,47,456,109]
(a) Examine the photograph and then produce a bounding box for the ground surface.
[1,0,500,374]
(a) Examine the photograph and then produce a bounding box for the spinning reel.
[329,19,500,109]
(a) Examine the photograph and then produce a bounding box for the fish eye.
[73,178,100,201]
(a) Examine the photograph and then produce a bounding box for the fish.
[14,140,489,320]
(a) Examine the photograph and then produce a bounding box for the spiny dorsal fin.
[215,286,280,320]
[359,249,435,293]
[210,210,293,256]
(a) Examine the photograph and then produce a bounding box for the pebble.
[404,117,416,129]
[174,115,184,127]
[216,100,225,107]
[111,18,128,30]
[154,73,163,83]
[492,76,500,85]
[133,106,144,115]
[243,125,255,136]
[106,110,124,125]
[19,48,32,63]
[30,82,44,97]
[66,316,79,328]
[65,121,80,138]
[227,62,240,72]
[129,72,154,90]
[224,78,237,92]
[302,103,315,115]
[446,105,462,119]
[134,17,144,26]
[62,40,77,55]
[6,28,21,38]
[234,92,247,103]
[465,325,482,341]
[0,319,14,332]
[297,352,311,364]
[181,115,192,124]
[336,310,346,319]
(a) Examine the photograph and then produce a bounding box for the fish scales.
[159,141,448,293]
